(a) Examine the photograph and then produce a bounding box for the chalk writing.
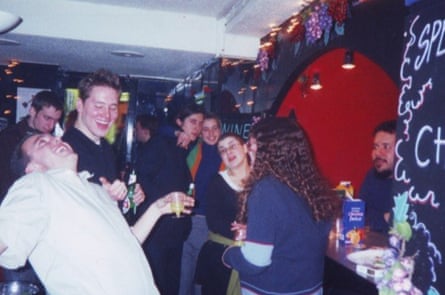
[394,5,445,293]
[415,19,445,70]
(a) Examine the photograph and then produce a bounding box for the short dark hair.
[373,120,397,136]
[218,132,244,146]
[204,112,222,129]
[78,68,121,102]
[10,133,36,178]
[136,114,159,136]
[31,90,63,113]
[175,103,205,122]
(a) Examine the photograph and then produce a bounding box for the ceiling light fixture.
[0,10,22,34]
[342,50,356,69]
[110,50,144,58]
[8,59,19,67]
[310,73,322,90]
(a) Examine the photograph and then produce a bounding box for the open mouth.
[55,143,72,154]
[373,157,386,165]
[96,119,110,130]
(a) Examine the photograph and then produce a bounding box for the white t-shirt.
[0,169,159,295]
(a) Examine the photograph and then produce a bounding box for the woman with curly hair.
[223,117,340,295]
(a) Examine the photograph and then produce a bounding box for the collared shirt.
[0,169,159,295]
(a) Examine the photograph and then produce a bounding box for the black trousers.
[145,240,184,295]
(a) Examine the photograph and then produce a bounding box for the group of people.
[0,67,397,295]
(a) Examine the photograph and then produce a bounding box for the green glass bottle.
[127,169,137,214]
[187,182,195,197]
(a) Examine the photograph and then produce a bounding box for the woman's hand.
[231,221,247,232]
[154,192,195,215]
[231,221,247,241]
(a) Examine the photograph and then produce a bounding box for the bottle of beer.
[187,182,195,197]
[125,169,137,215]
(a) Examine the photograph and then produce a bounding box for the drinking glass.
[170,192,185,218]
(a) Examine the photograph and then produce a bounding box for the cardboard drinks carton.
[339,199,365,245]
[336,181,354,199]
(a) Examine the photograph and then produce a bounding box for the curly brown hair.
[237,117,340,223]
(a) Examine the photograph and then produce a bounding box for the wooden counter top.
[324,230,389,295]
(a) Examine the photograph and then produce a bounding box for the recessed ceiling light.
[0,38,20,46]
[110,50,144,58]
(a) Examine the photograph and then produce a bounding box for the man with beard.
[359,120,397,233]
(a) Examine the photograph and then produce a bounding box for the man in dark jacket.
[134,113,193,295]
[0,90,63,202]
[359,120,397,233]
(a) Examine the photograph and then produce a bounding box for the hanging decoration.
[319,3,334,45]
[289,16,305,43]
[305,5,323,45]
[329,0,348,35]
[257,47,270,72]
[256,0,351,78]
[329,0,348,24]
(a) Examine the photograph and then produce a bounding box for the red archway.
[277,48,398,192]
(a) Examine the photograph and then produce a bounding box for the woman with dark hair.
[195,133,250,295]
[134,104,205,295]
[223,117,340,295]
[179,112,224,295]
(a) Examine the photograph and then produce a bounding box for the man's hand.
[384,212,391,223]
[99,177,127,201]
[133,183,146,206]
[176,131,192,149]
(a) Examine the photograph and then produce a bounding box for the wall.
[276,48,398,190]
[253,0,406,114]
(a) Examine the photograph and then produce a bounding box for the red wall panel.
[277,49,398,193]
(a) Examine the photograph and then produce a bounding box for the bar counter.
[324,231,389,295]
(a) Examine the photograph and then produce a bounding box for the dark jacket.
[135,135,192,245]
[359,169,393,233]
[62,127,118,185]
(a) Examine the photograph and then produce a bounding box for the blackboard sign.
[394,1,445,293]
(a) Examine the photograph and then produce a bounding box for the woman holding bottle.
[134,103,205,295]
[179,113,224,295]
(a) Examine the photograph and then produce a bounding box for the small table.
[324,231,388,295]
